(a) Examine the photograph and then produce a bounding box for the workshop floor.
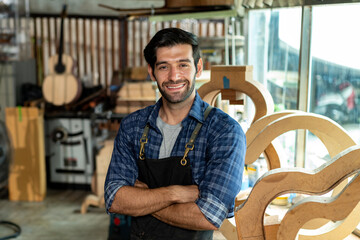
[0,189,108,240]
[0,188,226,240]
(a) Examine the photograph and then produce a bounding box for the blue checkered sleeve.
[104,116,140,213]
[196,116,246,228]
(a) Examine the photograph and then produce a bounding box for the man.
[105,28,246,239]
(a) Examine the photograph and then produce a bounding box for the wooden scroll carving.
[297,201,360,240]
[235,145,360,240]
[278,172,360,240]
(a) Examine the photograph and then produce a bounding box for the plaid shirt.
[104,91,246,228]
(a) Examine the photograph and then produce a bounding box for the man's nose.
[169,67,181,81]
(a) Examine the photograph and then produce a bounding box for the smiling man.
[104,28,246,240]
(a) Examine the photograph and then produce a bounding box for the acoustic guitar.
[42,5,82,106]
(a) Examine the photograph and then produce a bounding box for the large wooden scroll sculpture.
[198,65,360,239]
[235,145,360,240]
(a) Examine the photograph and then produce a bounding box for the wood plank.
[90,19,95,84]
[118,18,123,69]
[32,17,39,84]
[166,0,234,8]
[75,18,80,72]
[96,19,101,85]
[47,17,51,56]
[83,18,87,74]
[6,107,46,202]
[40,17,45,80]
[139,19,143,66]
[111,19,115,71]
[104,19,108,88]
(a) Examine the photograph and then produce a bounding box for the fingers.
[170,185,200,204]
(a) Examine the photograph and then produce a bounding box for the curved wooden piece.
[200,90,221,106]
[198,65,274,123]
[297,202,360,240]
[246,110,303,146]
[278,172,360,240]
[246,113,356,165]
[246,110,303,170]
[235,145,360,240]
[80,194,105,214]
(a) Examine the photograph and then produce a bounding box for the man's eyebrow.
[155,61,167,66]
[155,59,192,66]
[178,59,192,63]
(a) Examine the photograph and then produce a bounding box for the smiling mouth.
[167,84,185,90]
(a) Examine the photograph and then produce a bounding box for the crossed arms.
[108,180,217,231]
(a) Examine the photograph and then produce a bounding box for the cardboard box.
[5,107,46,202]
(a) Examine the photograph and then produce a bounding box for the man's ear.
[147,64,156,81]
[196,58,203,78]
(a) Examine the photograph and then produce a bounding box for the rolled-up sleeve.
[104,120,139,214]
[196,119,246,228]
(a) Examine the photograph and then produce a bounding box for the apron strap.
[139,105,214,162]
[139,124,150,160]
[180,105,213,166]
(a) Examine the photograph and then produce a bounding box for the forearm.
[152,202,218,231]
[109,186,175,216]
[109,184,199,217]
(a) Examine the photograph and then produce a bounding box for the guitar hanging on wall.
[42,4,82,106]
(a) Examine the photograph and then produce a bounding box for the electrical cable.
[0,220,21,240]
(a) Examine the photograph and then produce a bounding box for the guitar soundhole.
[55,63,66,74]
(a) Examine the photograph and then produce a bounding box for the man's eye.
[158,66,167,70]
[180,64,189,68]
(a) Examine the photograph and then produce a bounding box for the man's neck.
[159,96,195,125]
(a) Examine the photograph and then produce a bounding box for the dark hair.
[143,28,201,71]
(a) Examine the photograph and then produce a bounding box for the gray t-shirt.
[156,116,182,159]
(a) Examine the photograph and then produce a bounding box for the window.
[306,3,360,168]
[248,7,302,167]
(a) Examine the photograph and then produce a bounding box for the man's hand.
[169,185,199,203]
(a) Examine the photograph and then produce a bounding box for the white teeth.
[167,84,185,89]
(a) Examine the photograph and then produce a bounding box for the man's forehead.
[155,44,194,63]
[155,58,193,66]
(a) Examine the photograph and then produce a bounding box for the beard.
[156,74,196,104]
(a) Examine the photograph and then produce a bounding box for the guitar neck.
[55,4,67,74]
